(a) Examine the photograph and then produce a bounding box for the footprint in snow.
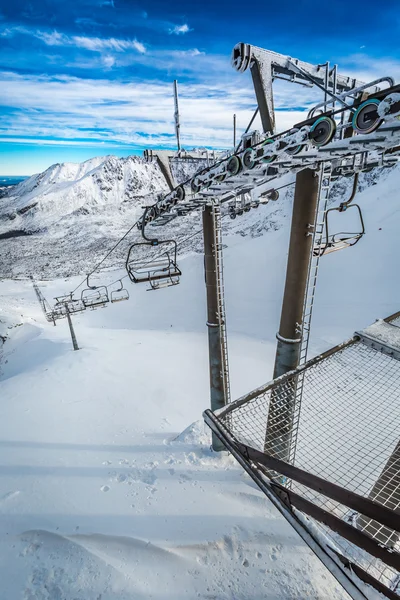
[100,485,110,492]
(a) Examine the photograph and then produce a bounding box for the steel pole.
[233,113,236,148]
[65,305,79,351]
[265,169,320,461]
[173,79,181,153]
[273,168,320,378]
[203,204,227,451]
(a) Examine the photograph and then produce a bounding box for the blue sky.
[1,0,400,175]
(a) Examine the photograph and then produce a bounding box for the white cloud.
[67,34,147,53]
[102,55,115,68]
[132,39,146,54]
[0,138,131,147]
[1,26,146,54]
[183,48,204,57]
[0,69,313,151]
[35,30,66,46]
[169,23,191,35]
[337,53,400,84]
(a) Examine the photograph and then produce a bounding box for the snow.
[360,319,400,350]
[0,155,399,599]
[377,93,400,118]
[0,273,348,600]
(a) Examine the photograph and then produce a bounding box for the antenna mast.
[173,80,181,153]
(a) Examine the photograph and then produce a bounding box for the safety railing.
[204,319,400,599]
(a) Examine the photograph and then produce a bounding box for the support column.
[203,204,227,451]
[66,306,79,351]
[273,168,320,378]
[265,169,320,461]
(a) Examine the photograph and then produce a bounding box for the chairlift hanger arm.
[86,273,97,290]
[141,205,159,245]
[340,172,359,209]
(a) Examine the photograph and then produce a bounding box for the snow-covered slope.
[0,156,399,599]
[0,154,209,278]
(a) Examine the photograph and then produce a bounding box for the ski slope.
[0,164,399,599]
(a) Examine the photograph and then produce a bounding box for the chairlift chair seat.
[148,275,180,290]
[111,289,129,303]
[126,240,181,286]
[313,203,365,257]
[53,294,86,316]
[313,236,360,257]
[81,286,109,309]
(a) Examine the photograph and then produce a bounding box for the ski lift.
[126,205,181,289]
[53,293,86,316]
[80,275,109,309]
[110,281,129,303]
[314,173,365,257]
[314,203,365,256]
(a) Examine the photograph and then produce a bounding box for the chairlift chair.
[110,281,129,303]
[53,294,86,316]
[126,242,181,286]
[313,204,365,257]
[125,204,181,289]
[81,285,109,309]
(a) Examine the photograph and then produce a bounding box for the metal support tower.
[65,305,79,351]
[273,168,321,378]
[264,169,320,461]
[31,277,56,325]
[202,202,230,451]
[231,42,366,135]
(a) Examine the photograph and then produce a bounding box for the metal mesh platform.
[204,321,400,598]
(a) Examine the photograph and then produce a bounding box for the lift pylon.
[202,202,230,451]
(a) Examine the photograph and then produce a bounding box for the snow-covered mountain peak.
[0,154,170,236]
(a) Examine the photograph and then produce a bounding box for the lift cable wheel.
[352,98,383,135]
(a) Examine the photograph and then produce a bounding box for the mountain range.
[0,153,397,280]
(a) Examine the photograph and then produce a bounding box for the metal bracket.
[271,482,292,509]
[357,332,400,361]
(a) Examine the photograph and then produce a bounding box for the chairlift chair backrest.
[53,293,86,316]
[314,203,365,257]
[126,240,181,286]
[110,281,129,303]
[81,286,109,308]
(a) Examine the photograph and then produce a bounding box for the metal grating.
[209,333,400,597]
